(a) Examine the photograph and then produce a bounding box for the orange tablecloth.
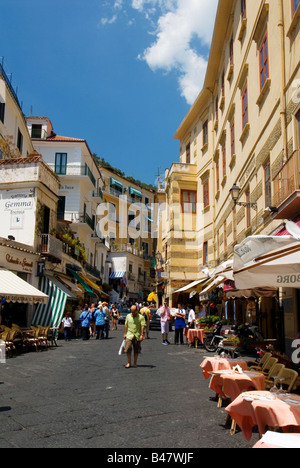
[209,371,265,402]
[201,357,248,379]
[187,329,205,345]
[226,391,300,442]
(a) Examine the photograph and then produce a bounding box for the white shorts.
[161,321,169,334]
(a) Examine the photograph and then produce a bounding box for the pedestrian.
[187,304,196,329]
[89,303,96,338]
[62,311,73,341]
[80,305,92,341]
[94,302,106,339]
[74,304,83,338]
[174,303,186,345]
[140,303,151,339]
[158,301,171,345]
[102,302,111,339]
[111,304,119,331]
[123,305,146,368]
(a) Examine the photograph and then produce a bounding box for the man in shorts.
[159,301,171,345]
[123,305,146,368]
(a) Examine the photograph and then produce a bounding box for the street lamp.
[230,183,258,211]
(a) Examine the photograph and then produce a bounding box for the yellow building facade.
[158,0,300,340]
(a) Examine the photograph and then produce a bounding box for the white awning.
[0,269,48,304]
[234,236,300,289]
[174,277,208,294]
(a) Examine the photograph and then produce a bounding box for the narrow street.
[0,326,254,449]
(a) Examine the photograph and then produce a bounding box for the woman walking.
[94,303,106,339]
[111,304,119,331]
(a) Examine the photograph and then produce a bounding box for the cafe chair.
[265,363,285,389]
[247,353,272,369]
[260,357,278,376]
[248,353,272,372]
[23,327,40,352]
[275,368,299,393]
[37,326,50,349]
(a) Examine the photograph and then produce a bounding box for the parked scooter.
[203,321,224,353]
[218,323,264,358]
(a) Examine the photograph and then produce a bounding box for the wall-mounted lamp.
[230,183,258,211]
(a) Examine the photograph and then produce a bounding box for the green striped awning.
[68,270,94,296]
[31,277,68,328]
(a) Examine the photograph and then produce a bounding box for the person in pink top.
[159,301,171,346]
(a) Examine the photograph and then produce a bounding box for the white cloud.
[137,0,218,104]
[100,0,218,105]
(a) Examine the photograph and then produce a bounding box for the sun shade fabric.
[109,272,126,279]
[174,278,208,293]
[79,273,101,293]
[31,276,67,328]
[110,177,123,190]
[129,187,142,198]
[68,270,94,296]
[46,275,77,299]
[56,274,83,297]
[0,269,48,304]
[234,236,300,289]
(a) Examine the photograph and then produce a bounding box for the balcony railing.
[110,243,144,257]
[47,163,96,187]
[272,150,300,208]
[39,234,63,262]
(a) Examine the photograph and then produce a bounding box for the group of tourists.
[61,302,120,342]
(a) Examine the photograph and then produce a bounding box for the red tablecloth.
[187,329,205,344]
[209,371,265,402]
[201,357,248,379]
[226,391,300,442]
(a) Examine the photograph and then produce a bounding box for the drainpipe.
[278,0,288,163]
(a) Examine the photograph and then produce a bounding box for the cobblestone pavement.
[0,327,255,448]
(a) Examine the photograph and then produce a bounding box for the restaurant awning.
[32,276,68,328]
[109,271,126,279]
[233,235,300,289]
[0,269,48,304]
[56,274,84,297]
[79,273,109,298]
[174,277,208,294]
[68,270,94,296]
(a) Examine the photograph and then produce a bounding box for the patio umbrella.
[233,236,300,289]
[147,292,157,303]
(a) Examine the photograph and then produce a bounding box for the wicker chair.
[265,363,285,389]
[247,353,272,370]
[275,368,299,393]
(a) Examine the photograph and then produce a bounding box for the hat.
[102,302,108,307]
[98,301,102,307]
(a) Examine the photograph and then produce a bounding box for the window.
[55,153,67,175]
[222,144,227,178]
[203,121,208,147]
[229,37,234,66]
[242,84,248,129]
[296,111,300,149]
[241,0,246,19]
[216,159,220,192]
[0,101,5,123]
[203,180,209,208]
[203,242,208,266]
[17,129,23,153]
[57,196,66,220]
[215,95,218,122]
[0,149,2,160]
[181,190,197,214]
[230,119,235,157]
[264,160,272,207]
[259,32,269,90]
[246,189,251,228]
[221,72,225,97]
[31,124,42,139]
[292,0,299,16]
[186,143,191,164]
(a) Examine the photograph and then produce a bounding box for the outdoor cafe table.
[201,357,248,379]
[187,329,205,347]
[209,370,266,403]
[226,391,300,442]
[253,432,300,448]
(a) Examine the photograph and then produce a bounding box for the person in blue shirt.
[94,303,106,340]
[80,305,93,340]
[174,303,186,345]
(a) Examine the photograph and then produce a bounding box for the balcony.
[110,243,144,257]
[39,234,63,262]
[272,150,300,219]
[47,163,96,188]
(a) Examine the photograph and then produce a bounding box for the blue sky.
[0,0,218,186]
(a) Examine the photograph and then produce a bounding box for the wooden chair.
[265,363,285,389]
[23,327,40,352]
[276,368,299,393]
[38,326,50,349]
[247,352,272,370]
